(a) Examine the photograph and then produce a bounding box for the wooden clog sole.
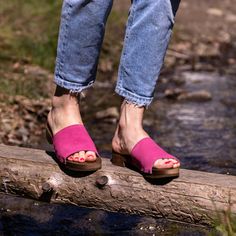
[111,151,179,179]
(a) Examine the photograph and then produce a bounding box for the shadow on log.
[0,144,235,226]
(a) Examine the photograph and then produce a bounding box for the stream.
[0,194,213,236]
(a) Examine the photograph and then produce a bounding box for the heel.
[46,124,53,144]
[111,151,127,167]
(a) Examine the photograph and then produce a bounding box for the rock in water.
[177,90,212,102]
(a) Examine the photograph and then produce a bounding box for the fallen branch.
[0,144,235,225]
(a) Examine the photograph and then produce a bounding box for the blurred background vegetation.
[0,0,128,98]
[0,0,61,71]
[0,0,60,98]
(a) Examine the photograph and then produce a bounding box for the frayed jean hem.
[115,86,153,108]
[54,75,95,94]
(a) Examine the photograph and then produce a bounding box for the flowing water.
[0,194,213,236]
[152,72,236,175]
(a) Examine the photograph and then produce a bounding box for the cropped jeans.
[55,0,181,106]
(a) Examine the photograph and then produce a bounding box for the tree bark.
[0,144,235,225]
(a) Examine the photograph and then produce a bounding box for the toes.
[85,151,96,162]
[67,155,74,161]
[68,151,85,162]
[67,151,97,163]
[154,158,180,169]
[78,151,86,162]
[154,159,173,169]
[172,159,180,168]
[173,162,180,168]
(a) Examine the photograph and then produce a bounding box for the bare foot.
[47,86,96,163]
[112,101,180,169]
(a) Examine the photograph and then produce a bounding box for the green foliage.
[214,213,236,236]
[210,201,236,236]
[0,0,129,98]
[0,0,62,71]
[0,0,129,72]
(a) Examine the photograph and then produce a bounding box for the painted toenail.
[79,157,85,161]
[164,161,171,164]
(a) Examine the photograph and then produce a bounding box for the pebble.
[149,225,155,231]
[225,14,236,23]
[207,8,223,17]
[164,88,186,99]
[172,76,186,86]
[177,90,212,102]
[95,107,119,120]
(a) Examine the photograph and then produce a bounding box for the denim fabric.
[55,0,180,106]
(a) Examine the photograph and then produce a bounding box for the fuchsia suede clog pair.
[47,124,180,179]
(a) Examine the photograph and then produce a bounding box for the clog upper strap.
[53,124,98,163]
[131,137,179,174]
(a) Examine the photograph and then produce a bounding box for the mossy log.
[0,144,235,225]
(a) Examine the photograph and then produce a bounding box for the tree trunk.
[0,144,235,225]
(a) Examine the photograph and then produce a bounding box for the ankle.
[51,86,80,109]
[47,87,83,133]
[112,121,148,154]
[117,120,143,133]
[118,101,144,130]
[52,94,79,108]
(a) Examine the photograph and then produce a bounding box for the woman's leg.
[48,0,113,162]
[113,0,181,169]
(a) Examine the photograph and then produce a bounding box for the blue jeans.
[55,0,180,106]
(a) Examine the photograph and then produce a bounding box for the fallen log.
[0,144,235,226]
